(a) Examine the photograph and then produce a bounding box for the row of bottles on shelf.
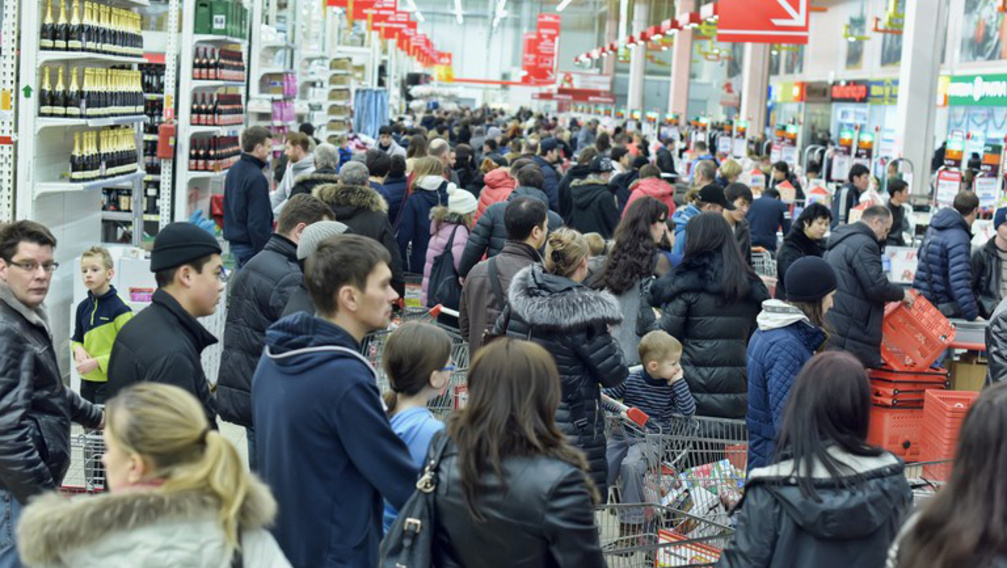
[140,64,165,95]
[39,66,143,119]
[143,98,164,135]
[40,0,143,56]
[193,48,246,82]
[143,138,161,175]
[102,184,159,215]
[70,127,139,182]
[194,0,249,39]
[191,94,243,126]
[188,136,239,172]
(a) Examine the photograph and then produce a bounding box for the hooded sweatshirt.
[271,154,315,214]
[559,163,592,222]
[397,175,451,272]
[671,204,701,255]
[568,176,620,239]
[746,300,827,470]
[475,168,517,223]
[624,177,677,218]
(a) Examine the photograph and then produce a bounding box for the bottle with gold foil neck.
[55,0,69,50]
[53,66,67,117]
[39,66,54,117]
[70,132,82,181]
[40,0,56,50]
[66,67,81,118]
[68,0,82,51]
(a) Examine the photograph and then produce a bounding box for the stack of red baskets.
[919,390,979,479]
[866,291,956,461]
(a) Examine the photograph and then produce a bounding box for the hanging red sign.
[717,0,809,44]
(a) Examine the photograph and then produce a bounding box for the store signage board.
[948,74,1007,106]
[974,176,999,209]
[936,169,963,208]
[831,83,868,103]
[717,135,732,155]
[867,79,899,105]
[718,0,809,44]
[733,138,746,158]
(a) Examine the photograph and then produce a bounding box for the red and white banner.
[717,0,809,44]
[521,14,561,86]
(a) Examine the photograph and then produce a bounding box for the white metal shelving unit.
[249,0,297,141]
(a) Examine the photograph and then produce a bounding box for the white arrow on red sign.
[717,0,810,44]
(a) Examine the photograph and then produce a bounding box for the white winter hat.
[448,190,478,215]
[297,221,350,260]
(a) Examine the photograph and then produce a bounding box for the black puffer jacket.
[972,237,1004,319]
[217,234,300,428]
[458,186,563,278]
[648,252,769,419]
[314,183,405,297]
[494,265,628,492]
[718,448,911,568]
[824,222,905,368]
[0,285,102,505]
[289,168,339,199]
[775,228,825,300]
[568,177,620,239]
[433,435,605,568]
[558,163,591,222]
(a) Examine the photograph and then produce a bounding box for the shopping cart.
[751,248,776,278]
[596,503,733,567]
[61,429,106,494]
[903,459,953,504]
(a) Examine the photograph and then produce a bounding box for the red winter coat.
[624,177,677,218]
[475,169,517,223]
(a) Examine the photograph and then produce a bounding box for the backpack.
[428,225,464,310]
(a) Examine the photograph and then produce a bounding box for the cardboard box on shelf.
[951,353,986,391]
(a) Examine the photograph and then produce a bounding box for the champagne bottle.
[66,67,81,118]
[81,1,91,52]
[40,0,56,50]
[39,67,53,117]
[55,0,69,50]
[71,132,82,181]
[97,5,107,53]
[53,66,67,117]
[68,0,82,51]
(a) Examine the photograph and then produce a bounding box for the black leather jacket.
[0,285,102,504]
[433,440,606,568]
[972,237,1004,319]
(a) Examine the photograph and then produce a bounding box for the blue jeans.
[246,427,257,473]
[0,490,23,568]
[230,243,257,269]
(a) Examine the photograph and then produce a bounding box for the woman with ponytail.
[380,322,454,533]
[17,383,290,568]
[493,228,628,494]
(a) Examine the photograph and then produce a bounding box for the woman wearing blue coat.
[746,257,836,470]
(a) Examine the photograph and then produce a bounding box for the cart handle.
[601,394,650,427]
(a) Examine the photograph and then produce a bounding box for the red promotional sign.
[717,0,809,44]
[521,14,561,86]
[831,83,868,102]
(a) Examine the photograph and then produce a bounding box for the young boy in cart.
[604,330,696,529]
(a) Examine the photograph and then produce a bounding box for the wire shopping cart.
[751,248,778,296]
[596,503,733,567]
[61,430,106,494]
[903,459,953,504]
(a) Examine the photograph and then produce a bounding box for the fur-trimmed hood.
[313,183,389,214]
[293,169,340,185]
[18,478,279,567]
[650,251,769,306]
[507,264,622,330]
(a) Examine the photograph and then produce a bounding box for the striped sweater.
[604,370,696,430]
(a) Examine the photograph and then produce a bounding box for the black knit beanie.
[785,257,837,303]
[150,222,222,272]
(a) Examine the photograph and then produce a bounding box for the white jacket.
[17,478,291,568]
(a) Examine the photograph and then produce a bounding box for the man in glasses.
[0,220,104,567]
[107,222,225,425]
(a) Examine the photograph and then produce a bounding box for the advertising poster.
[880,0,906,66]
[936,169,964,207]
[845,14,866,70]
[960,0,1007,63]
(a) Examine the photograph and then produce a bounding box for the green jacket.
[71,286,133,382]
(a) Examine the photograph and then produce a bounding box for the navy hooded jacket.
[382,174,408,224]
[396,176,450,272]
[912,207,978,321]
[252,313,417,568]
[532,155,561,212]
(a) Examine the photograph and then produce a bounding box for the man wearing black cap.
[671,183,735,255]
[533,137,562,212]
[568,156,621,239]
[107,222,225,423]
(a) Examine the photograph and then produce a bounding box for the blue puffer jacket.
[396,176,450,272]
[671,204,701,255]
[911,208,978,321]
[746,300,827,471]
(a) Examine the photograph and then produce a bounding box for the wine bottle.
[39,67,53,117]
[66,67,81,118]
[208,48,218,80]
[55,0,68,51]
[53,66,67,117]
[97,5,107,53]
[198,138,208,171]
[71,132,82,181]
[81,1,91,52]
[40,0,56,50]
[68,0,82,51]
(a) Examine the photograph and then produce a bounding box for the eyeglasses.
[7,260,59,273]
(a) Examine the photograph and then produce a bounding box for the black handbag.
[429,226,464,310]
[379,431,451,568]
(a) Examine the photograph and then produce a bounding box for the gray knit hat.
[296,221,351,260]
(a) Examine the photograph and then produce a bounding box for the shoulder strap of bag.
[487,256,506,312]
[230,531,243,568]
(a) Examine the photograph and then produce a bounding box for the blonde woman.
[17,384,290,568]
[398,156,451,272]
[718,159,743,186]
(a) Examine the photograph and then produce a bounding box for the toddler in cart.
[604,330,695,530]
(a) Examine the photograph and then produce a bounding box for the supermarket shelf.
[102,211,161,222]
[261,42,295,50]
[188,170,230,181]
[250,93,286,100]
[260,67,294,75]
[192,79,246,89]
[188,125,240,134]
[144,174,161,181]
[193,34,248,45]
[36,115,147,131]
[116,0,150,6]
[35,170,145,196]
[301,51,328,59]
[143,134,159,141]
[37,51,146,65]
[144,94,165,100]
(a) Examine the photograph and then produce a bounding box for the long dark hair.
[447,339,598,522]
[593,197,668,295]
[775,351,883,500]
[683,212,758,304]
[897,384,1007,568]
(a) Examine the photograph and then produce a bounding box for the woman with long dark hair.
[890,383,1007,568]
[496,228,628,493]
[775,202,832,299]
[718,351,912,568]
[648,212,769,419]
[433,339,605,568]
[592,197,672,365]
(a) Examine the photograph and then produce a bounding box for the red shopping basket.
[867,406,924,461]
[880,291,956,372]
[919,390,978,462]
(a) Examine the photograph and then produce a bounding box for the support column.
[602,0,618,77]
[895,0,948,195]
[627,0,648,111]
[668,0,694,120]
[740,43,770,138]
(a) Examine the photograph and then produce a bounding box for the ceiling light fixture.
[405,0,424,22]
[557,0,573,11]
[454,0,463,24]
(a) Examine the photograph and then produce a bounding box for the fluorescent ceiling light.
[454,0,463,24]
[406,0,425,22]
[557,0,573,11]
